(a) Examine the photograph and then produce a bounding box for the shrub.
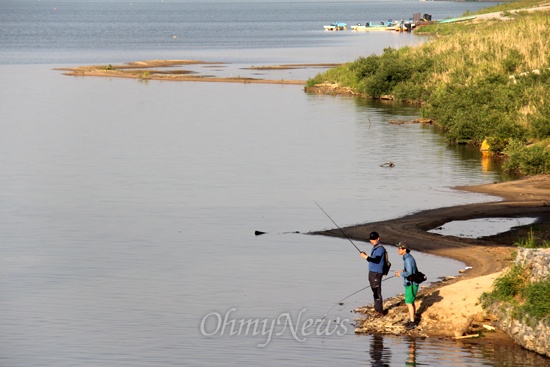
[522,279,550,321]
[503,139,550,175]
[502,49,523,73]
[424,76,527,144]
[489,264,528,303]
[515,227,550,248]
[481,236,550,324]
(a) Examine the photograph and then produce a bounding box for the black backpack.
[407,270,427,284]
[382,247,391,276]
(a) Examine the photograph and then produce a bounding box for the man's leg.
[404,283,419,328]
[369,272,384,313]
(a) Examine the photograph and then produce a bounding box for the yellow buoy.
[481,139,490,153]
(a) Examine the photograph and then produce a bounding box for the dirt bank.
[353,271,512,341]
[315,174,550,279]
[315,174,550,340]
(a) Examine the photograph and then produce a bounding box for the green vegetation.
[471,0,546,15]
[307,0,550,176]
[522,280,550,320]
[140,70,151,79]
[481,264,550,324]
[514,227,550,248]
[481,226,550,324]
[482,264,528,306]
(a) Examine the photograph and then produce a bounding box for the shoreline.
[55,59,339,85]
[314,174,550,341]
[315,174,550,279]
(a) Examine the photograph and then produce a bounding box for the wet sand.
[315,174,550,279]
[56,59,340,85]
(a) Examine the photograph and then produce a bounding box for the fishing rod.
[322,275,396,320]
[314,200,362,253]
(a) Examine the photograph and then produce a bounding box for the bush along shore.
[305,0,550,176]
[481,246,550,357]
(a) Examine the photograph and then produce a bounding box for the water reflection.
[369,334,391,367]
[406,338,417,367]
[352,97,509,183]
[454,144,509,179]
[474,339,550,366]
[429,217,538,238]
[396,336,550,367]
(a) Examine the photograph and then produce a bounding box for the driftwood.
[483,324,496,331]
[453,334,480,339]
[388,118,434,125]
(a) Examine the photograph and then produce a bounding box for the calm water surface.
[1,1,547,366]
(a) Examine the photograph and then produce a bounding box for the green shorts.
[405,283,419,304]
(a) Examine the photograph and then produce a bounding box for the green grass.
[471,0,549,15]
[483,264,528,305]
[306,0,550,176]
[514,227,550,248]
[522,280,550,321]
[481,264,550,324]
[481,226,550,323]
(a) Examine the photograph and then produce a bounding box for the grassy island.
[306,0,550,176]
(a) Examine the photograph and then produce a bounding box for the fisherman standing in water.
[360,231,386,317]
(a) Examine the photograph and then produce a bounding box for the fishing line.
[322,275,396,320]
[314,201,396,319]
[314,200,362,253]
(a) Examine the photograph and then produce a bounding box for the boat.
[323,22,347,31]
[351,20,414,32]
[351,22,389,31]
[384,20,416,32]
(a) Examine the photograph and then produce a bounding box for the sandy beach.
[315,174,550,340]
[56,60,340,85]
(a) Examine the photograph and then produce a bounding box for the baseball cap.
[397,242,410,250]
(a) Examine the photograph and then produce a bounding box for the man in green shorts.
[395,242,419,330]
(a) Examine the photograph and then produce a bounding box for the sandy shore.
[316,174,550,279]
[55,59,340,85]
[315,174,550,340]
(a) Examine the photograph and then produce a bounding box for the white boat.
[385,20,416,32]
[323,22,347,31]
[351,22,388,31]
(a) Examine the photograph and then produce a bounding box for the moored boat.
[384,20,416,32]
[351,22,389,31]
[323,22,347,31]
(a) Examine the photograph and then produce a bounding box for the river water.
[1,1,548,366]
